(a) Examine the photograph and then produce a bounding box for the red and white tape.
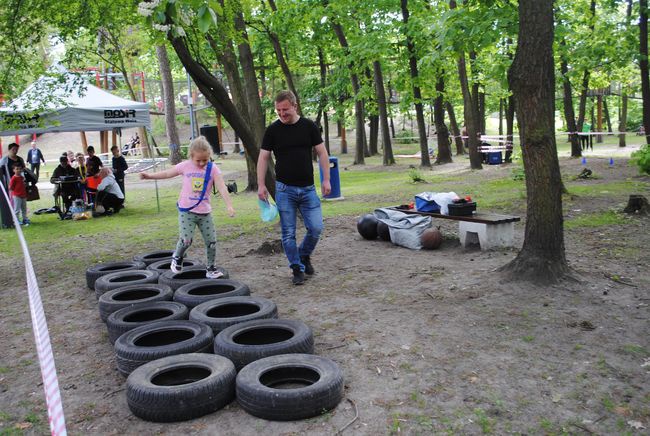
[0,182,67,436]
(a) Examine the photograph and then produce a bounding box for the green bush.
[395,130,419,144]
[631,144,650,175]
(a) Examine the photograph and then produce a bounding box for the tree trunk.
[234,9,266,190]
[168,35,276,197]
[506,94,515,162]
[330,20,365,164]
[502,0,570,284]
[577,1,596,132]
[499,98,504,136]
[560,50,581,157]
[641,0,650,144]
[478,90,486,135]
[374,61,395,165]
[603,97,612,132]
[450,1,481,168]
[619,92,627,147]
[210,35,246,154]
[434,76,452,164]
[369,115,379,155]
[446,102,465,155]
[317,49,330,154]
[401,0,430,167]
[457,53,482,168]
[576,71,590,132]
[155,45,182,164]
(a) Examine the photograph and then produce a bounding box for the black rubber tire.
[85,260,147,290]
[158,266,230,291]
[189,296,278,334]
[126,353,236,422]
[94,270,159,299]
[106,301,189,344]
[214,319,314,370]
[98,283,173,323]
[132,250,176,266]
[146,258,204,274]
[174,279,251,309]
[114,320,214,377]
[236,354,344,421]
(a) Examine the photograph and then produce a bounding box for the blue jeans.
[275,181,323,271]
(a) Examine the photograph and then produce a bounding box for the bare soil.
[0,134,649,435]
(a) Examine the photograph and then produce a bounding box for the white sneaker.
[170,256,183,274]
[206,266,224,279]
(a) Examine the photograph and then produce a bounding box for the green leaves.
[197,4,218,33]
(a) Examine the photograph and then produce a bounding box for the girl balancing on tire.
[140,136,235,279]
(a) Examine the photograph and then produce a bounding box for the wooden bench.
[390,206,520,250]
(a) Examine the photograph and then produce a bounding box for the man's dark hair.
[87,146,95,153]
[59,155,68,164]
[275,90,297,105]
[111,145,118,151]
[8,143,19,150]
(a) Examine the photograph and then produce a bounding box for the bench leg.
[458,221,514,250]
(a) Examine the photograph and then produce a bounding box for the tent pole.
[80,131,88,154]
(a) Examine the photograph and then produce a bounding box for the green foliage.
[630,144,650,175]
[408,168,426,183]
[394,130,418,144]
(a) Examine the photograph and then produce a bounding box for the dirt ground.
[0,135,649,435]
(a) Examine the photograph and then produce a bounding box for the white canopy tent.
[0,71,151,136]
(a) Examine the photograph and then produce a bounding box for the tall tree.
[449,0,482,169]
[641,0,650,144]
[400,0,430,167]
[155,45,182,164]
[329,17,366,164]
[503,0,570,284]
[374,60,395,165]
[446,102,465,155]
[559,39,581,157]
[434,76,452,164]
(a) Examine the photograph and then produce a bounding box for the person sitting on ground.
[51,155,79,212]
[96,167,124,214]
[86,146,103,177]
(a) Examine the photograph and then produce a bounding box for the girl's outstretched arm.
[214,172,235,217]
[140,167,179,180]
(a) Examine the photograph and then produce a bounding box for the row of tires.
[85,251,344,422]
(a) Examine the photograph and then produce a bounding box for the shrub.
[631,144,650,175]
[395,130,419,144]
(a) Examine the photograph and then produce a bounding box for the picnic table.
[390,206,520,250]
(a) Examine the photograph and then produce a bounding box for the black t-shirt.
[261,117,323,187]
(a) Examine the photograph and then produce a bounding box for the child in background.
[140,136,235,279]
[9,163,29,226]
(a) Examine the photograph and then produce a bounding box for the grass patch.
[564,210,627,229]
[621,344,649,357]
[473,408,494,434]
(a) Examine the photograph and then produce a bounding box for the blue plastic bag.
[258,199,278,222]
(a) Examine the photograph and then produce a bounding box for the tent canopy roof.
[0,69,151,136]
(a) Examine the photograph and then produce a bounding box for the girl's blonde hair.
[189,136,213,158]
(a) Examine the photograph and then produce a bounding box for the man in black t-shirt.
[257,90,331,285]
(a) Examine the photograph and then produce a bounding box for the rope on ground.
[0,182,67,436]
